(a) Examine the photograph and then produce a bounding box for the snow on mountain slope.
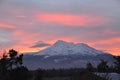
[34,40,105,56]
[24,40,114,69]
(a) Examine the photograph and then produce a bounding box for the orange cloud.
[106,48,120,56]
[7,30,53,53]
[0,23,15,29]
[90,37,120,55]
[94,37,120,45]
[37,13,108,27]
[11,33,78,53]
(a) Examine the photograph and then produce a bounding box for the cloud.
[0,23,15,29]
[0,24,15,44]
[0,40,17,50]
[0,0,119,55]
[30,41,51,48]
[36,12,108,27]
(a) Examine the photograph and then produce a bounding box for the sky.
[0,0,120,55]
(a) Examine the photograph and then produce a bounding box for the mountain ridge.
[34,40,109,56]
[23,40,114,69]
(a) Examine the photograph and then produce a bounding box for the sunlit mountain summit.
[23,40,114,69]
[35,40,105,56]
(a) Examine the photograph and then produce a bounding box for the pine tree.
[86,62,94,72]
[97,59,109,72]
[0,49,24,71]
[114,56,120,73]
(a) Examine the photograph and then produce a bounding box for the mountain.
[34,40,105,56]
[23,40,114,69]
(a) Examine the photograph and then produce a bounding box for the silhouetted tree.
[15,54,23,67]
[8,49,23,69]
[97,59,109,72]
[9,49,18,58]
[0,52,9,73]
[0,49,25,80]
[86,62,94,72]
[114,56,120,73]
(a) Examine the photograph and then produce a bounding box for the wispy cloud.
[0,23,15,29]
[30,41,51,48]
[0,0,120,55]
[37,12,108,27]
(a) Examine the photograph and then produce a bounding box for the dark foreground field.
[41,73,108,80]
[30,68,109,80]
[1,66,120,80]
[0,67,109,80]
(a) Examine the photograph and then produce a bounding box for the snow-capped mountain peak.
[54,40,73,46]
[54,40,68,44]
[35,40,105,56]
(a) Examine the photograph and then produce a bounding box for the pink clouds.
[0,11,119,56]
[0,23,15,29]
[8,29,79,53]
[9,30,56,53]
[94,37,120,45]
[90,37,120,55]
[11,30,41,44]
[37,13,108,27]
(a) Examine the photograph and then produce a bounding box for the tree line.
[0,49,120,80]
